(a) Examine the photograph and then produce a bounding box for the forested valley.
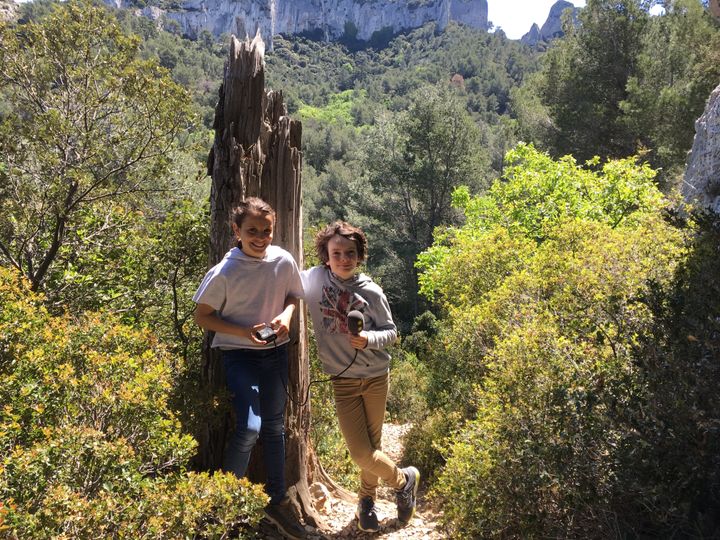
[2,0,720,537]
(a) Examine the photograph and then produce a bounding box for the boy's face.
[326,234,359,279]
[232,211,274,258]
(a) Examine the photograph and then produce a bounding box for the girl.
[193,197,306,540]
[301,221,420,533]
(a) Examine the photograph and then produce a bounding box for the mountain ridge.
[107,0,489,43]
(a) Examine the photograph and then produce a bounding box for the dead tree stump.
[202,32,324,525]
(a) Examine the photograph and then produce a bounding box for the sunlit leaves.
[0,267,266,537]
[418,144,665,307]
[416,145,691,537]
[0,0,195,290]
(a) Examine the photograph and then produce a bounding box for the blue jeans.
[222,345,288,504]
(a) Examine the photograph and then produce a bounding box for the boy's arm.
[362,326,397,350]
[352,292,398,350]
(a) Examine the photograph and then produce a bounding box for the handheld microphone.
[347,310,364,335]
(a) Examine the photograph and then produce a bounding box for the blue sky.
[488,0,587,39]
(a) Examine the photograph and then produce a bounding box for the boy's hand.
[349,331,369,350]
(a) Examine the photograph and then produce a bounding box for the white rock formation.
[521,0,578,46]
[0,0,17,22]
[683,84,720,214]
[110,0,488,42]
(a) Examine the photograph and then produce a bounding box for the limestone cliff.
[521,23,540,46]
[683,84,720,215]
[111,0,488,42]
[521,0,578,46]
[0,0,17,22]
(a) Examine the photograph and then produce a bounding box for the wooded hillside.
[1,1,719,537]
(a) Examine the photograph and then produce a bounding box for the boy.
[301,221,419,533]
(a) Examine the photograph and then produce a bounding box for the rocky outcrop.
[683,84,720,215]
[520,23,540,46]
[710,0,720,20]
[521,0,578,46]
[0,0,17,22]
[109,0,487,42]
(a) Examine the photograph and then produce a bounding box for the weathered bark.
[200,32,327,525]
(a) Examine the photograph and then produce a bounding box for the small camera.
[255,325,277,343]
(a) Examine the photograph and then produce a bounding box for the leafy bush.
[386,346,429,423]
[617,210,720,536]
[434,216,684,538]
[402,410,461,486]
[415,145,718,537]
[0,267,267,538]
[298,89,367,125]
[0,0,196,292]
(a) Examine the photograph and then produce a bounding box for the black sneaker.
[395,466,420,524]
[355,496,380,532]
[264,497,308,539]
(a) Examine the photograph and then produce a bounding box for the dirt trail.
[259,423,447,539]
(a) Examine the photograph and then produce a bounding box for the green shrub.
[402,410,461,485]
[433,215,686,538]
[0,267,267,538]
[415,145,718,537]
[386,347,429,423]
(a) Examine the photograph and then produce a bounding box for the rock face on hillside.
[683,84,720,215]
[0,0,17,22]
[521,0,578,46]
[522,23,541,45]
[111,0,488,42]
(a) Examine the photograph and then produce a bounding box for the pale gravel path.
[258,423,448,539]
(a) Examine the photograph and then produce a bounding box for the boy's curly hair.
[315,221,368,264]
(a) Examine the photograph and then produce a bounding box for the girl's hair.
[231,197,276,228]
[315,221,368,264]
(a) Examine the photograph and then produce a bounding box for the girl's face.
[326,234,359,279]
[233,211,274,258]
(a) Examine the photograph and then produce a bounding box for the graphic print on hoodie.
[301,265,396,378]
[320,284,366,334]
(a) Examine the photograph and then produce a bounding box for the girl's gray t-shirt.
[193,245,303,350]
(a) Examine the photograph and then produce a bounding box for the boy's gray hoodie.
[301,265,397,378]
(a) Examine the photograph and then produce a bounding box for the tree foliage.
[516,0,720,185]
[266,22,538,327]
[418,143,665,304]
[412,145,719,537]
[0,0,195,291]
[0,267,267,538]
[621,0,720,178]
[536,0,651,161]
[357,84,491,323]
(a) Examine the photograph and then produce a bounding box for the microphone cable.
[269,310,368,407]
[276,339,361,407]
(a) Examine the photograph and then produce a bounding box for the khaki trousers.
[332,372,406,499]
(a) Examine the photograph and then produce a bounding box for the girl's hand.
[349,330,369,350]
[249,323,272,345]
[270,302,295,342]
[270,315,290,342]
